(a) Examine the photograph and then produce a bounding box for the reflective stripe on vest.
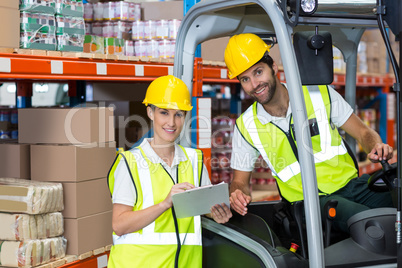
[111,145,202,247]
[237,85,357,201]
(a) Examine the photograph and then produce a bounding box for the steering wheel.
[367,160,398,192]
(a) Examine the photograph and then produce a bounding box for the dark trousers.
[319,174,394,233]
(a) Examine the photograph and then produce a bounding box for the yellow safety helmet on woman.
[143,75,193,111]
[224,33,270,79]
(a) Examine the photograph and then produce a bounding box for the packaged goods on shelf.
[20,32,57,50]
[93,1,140,22]
[18,107,115,144]
[132,20,144,40]
[56,0,84,17]
[103,20,131,39]
[20,12,56,35]
[0,178,64,214]
[104,37,124,55]
[93,2,103,21]
[83,34,104,53]
[56,15,85,51]
[125,40,134,56]
[92,21,102,36]
[145,39,159,58]
[19,0,56,15]
[158,39,171,59]
[0,237,66,268]
[0,212,63,240]
[84,21,91,34]
[134,39,146,57]
[83,3,92,21]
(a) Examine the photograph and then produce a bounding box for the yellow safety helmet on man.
[142,75,193,111]
[224,33,270,79]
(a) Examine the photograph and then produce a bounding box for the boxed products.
[18,107,115,144]
[30,142,116,182]
[61,177,113,218]
[0,143,30,179]
[0,7,20,48]
[64,210,112,255]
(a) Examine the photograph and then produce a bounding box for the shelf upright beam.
[191,58,212,175]
[16,81,32,108]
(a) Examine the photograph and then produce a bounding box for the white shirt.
[112,138,211,206]
[230,86,354,172]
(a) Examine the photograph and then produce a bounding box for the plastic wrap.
[0,237,66,268]
[83,35,104,54]
[56,0,84,17]
[19,0,56,14]
[0,212,64,240]
[56,15,85,51]
[0,178,64,214]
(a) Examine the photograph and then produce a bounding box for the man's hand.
[367,143,394,163]
[211,203,232,223]
[230,189,252,216]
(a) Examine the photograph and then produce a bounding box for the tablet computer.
[171,182,230,219]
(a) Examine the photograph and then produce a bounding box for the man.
[225,33,394,233]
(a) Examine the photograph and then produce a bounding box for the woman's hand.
[160,182,195,209]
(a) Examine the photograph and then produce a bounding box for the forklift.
[173,0,402,267]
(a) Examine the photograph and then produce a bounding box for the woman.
[107,75,232,268]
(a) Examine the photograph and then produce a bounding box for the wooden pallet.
[34,244,113,268]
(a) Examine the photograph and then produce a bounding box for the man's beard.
[252,78,277,105]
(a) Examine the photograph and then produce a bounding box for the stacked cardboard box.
[18,107,116,255]
[0,1,19,49]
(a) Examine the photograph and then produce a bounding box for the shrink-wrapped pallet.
[0,212,64,240]
[0,178,63,214]
[0,237,66,268]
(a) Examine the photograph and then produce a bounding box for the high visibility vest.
[107,144,204,268]
[236,85,357,202]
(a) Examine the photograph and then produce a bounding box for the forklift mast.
[173,0,401,267]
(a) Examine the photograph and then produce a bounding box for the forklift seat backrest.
[293,31,334,85]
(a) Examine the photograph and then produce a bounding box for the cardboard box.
[0,0,18,9]
[64,211,113,255]
[141,1,183,20]
[18,107,115,144]
[31,142,116,182]
[0,7,19,48]
[201,37,229,62]
[62,177,112,218]
[0,143,30,179]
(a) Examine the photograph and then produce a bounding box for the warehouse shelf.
[60,252,109,268]
[0,53,235,83]
[0,52,395,86]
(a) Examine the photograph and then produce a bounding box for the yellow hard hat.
[224,33,270,79]
[143,75,193,111]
